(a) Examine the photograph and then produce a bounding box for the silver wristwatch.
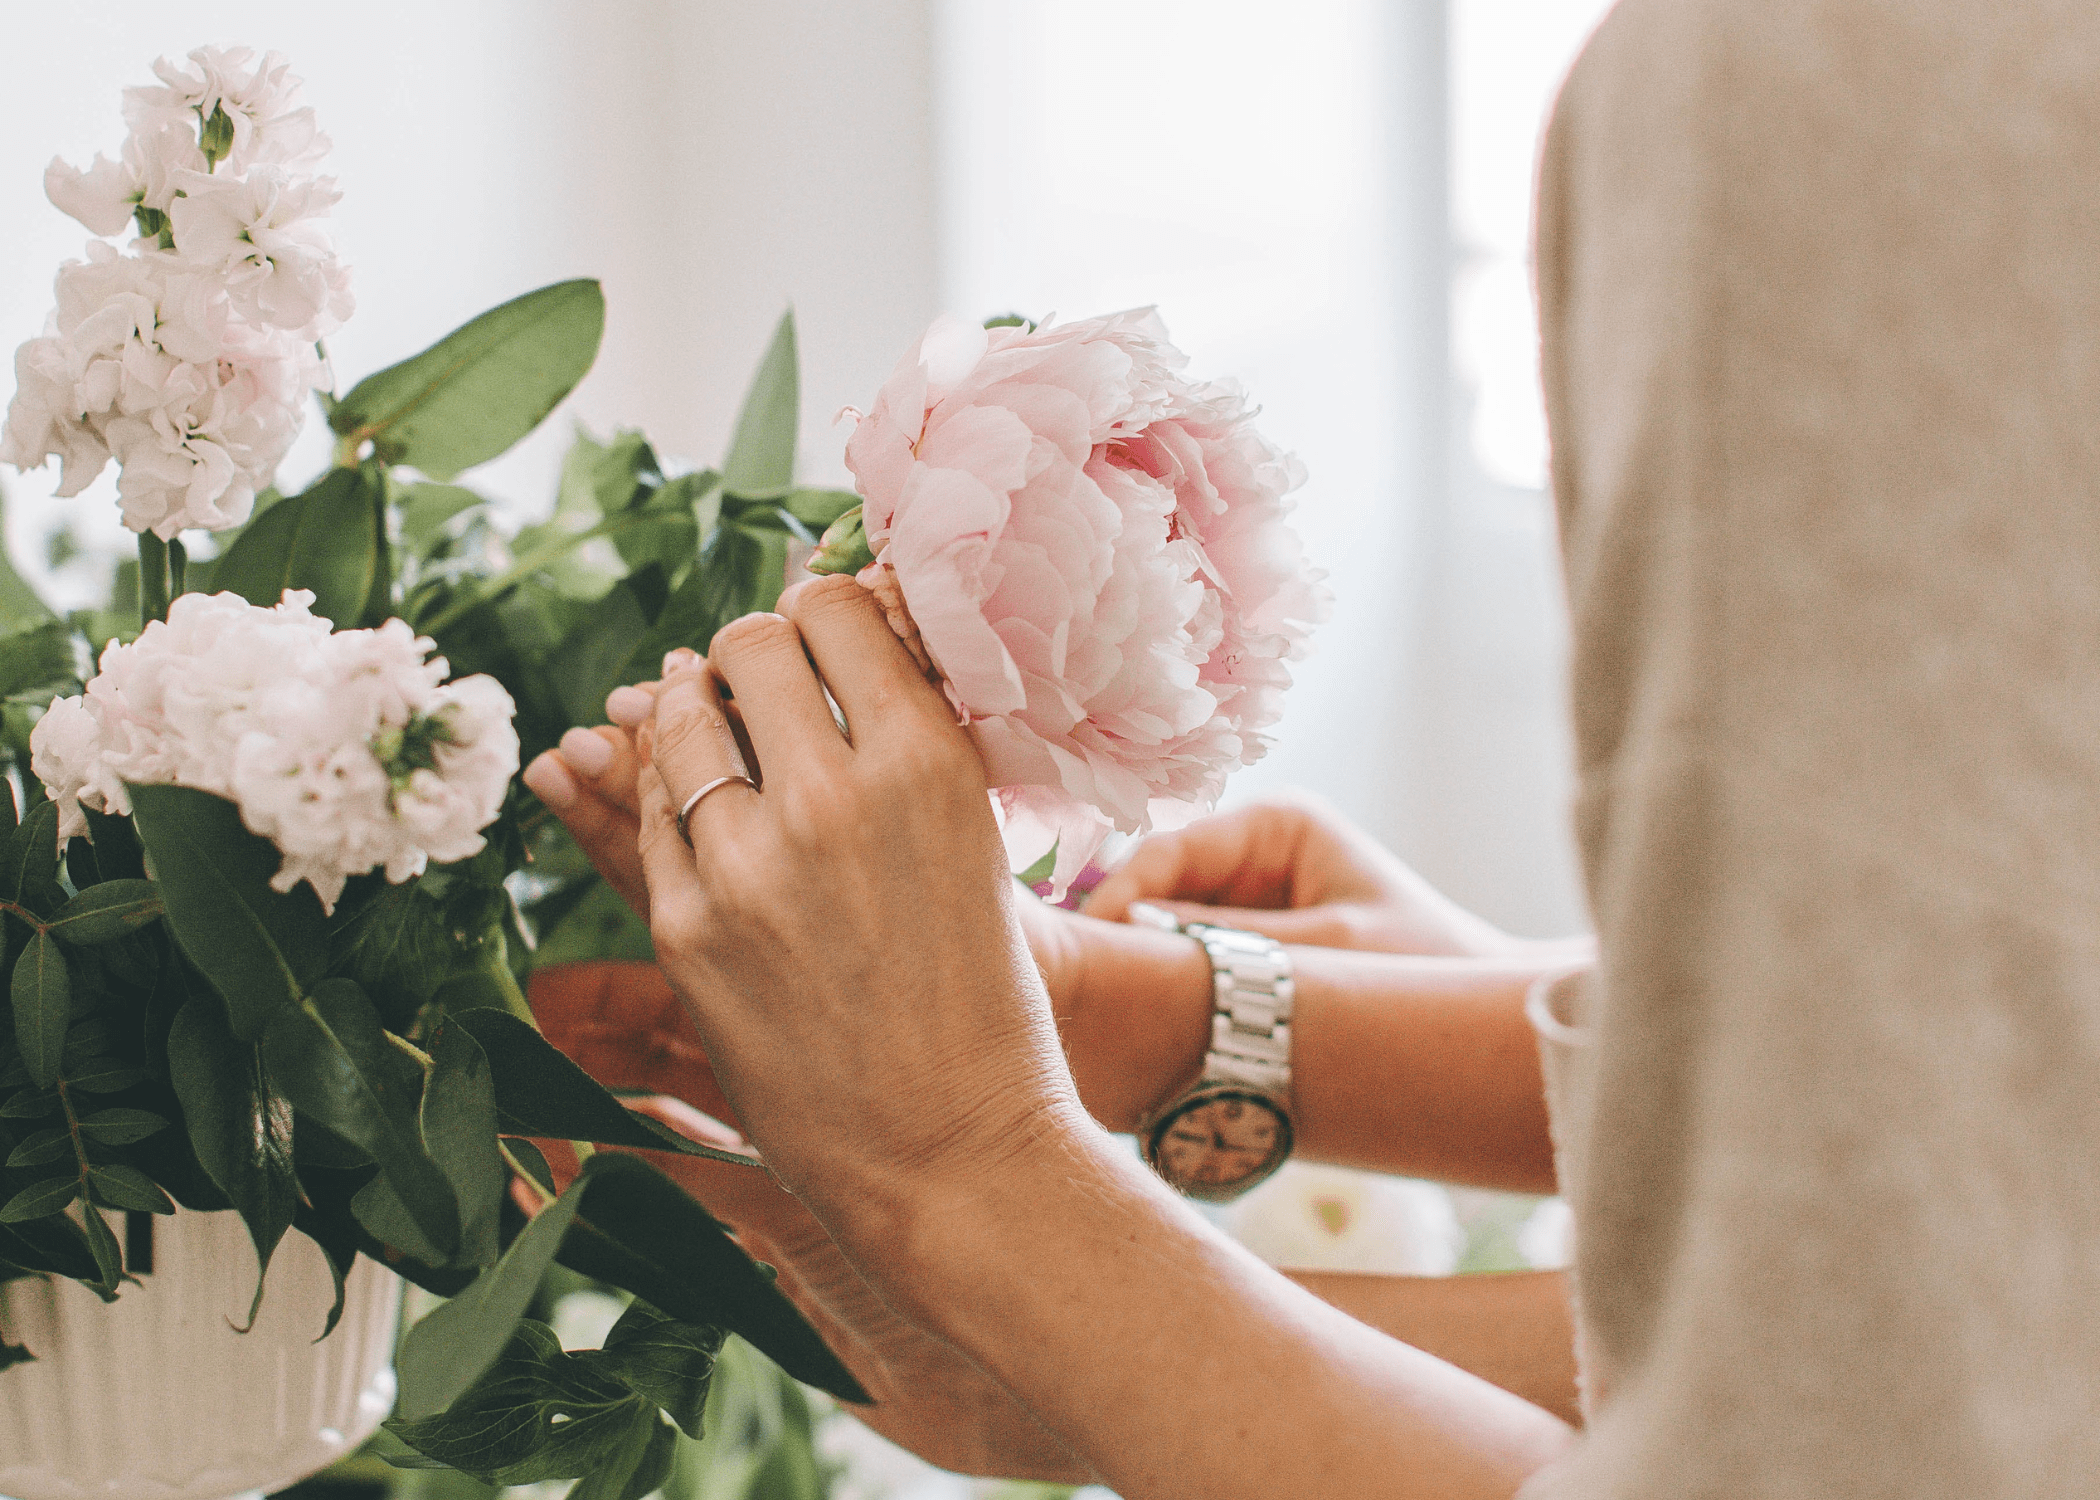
[1130,912,1295,1202]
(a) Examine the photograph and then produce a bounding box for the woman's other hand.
[1088,793,1546,957]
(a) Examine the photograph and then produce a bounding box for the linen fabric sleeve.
[1526,1,2100,1494]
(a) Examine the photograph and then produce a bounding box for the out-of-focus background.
[0,3,1614,1497]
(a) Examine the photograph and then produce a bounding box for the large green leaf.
[452,1009,755,1165]
[332,281,607,481]
[393,1150,607,1420]
[167,993,298,1325]
[591,1300,724,1439]
[10,934,69,1089]
[388,1319,663,1486]
[261,978,459,1265]
[128,784,327,1040]
[722,311,799,497]
[0,801,63,917]
[47,880,162,947]
[208,466,385,628]
[554,1155,865,1403]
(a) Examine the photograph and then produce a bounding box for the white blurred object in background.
[1226,1163,1464,1276]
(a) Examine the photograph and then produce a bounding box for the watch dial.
[1154,1093,1286,1192]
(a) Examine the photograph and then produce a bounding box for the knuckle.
[707,612,797,665]
[652,693,734,768]
[782,572,871,623]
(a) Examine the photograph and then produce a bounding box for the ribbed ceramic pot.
[0,1209,402,1500]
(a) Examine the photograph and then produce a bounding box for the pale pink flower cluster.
[844,310,1330,896]
[32,591,517,912]
[1,47,352,538]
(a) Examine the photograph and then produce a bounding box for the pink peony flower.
[843,309,1329,896]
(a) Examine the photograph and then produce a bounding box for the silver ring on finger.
[677,774,758,846]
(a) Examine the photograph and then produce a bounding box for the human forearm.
[862,1114,1573,1500]
[1060,917,1570,1192]
[1288,1271,1581,1427]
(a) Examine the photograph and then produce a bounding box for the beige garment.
[1526,1,2100,1494]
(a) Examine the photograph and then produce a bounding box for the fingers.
[1126,897,1369,950]
[645,661,757,833]
[1088,808,1289,919]
[702,611,849,776]
[776,574,954,742]
[522,748,650,914]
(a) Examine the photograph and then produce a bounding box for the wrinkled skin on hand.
[526,967,1093,1485]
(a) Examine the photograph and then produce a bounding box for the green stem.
[136,534,170,627]
[415,511,648,636]
[167,538,187,599]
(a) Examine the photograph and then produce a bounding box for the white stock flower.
[6,46,348,536]
[31,592,520,912]
[169,167,352,336]
[44,121,208,238]
[124,47,328,173]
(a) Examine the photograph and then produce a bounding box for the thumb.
[1131,898,1363,950]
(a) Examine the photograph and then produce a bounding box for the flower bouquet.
[0,44,1326,1500]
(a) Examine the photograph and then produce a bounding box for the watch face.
[1147,1088,1291,1202]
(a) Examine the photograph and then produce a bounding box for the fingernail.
[1126,901,1182,933]
[559,726,614,777]
[522,753,578,810]
[662,647,699,676]
[605,685,654,725]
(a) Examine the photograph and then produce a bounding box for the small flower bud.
[806,503,874,576]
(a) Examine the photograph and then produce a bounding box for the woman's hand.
[526,973,1095,1484]
[629,574,1084,1226]
[1088,793,1543,957]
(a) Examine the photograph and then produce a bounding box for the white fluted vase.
[0,1210,402,1500]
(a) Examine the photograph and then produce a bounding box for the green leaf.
[0,1176,78,1222]
[0,1086,57,1118]
[0,620,76,697]
[387,1319,652,1482]
[566,1408,677,1500]
[559,428,662,519]
[393,1153,607,1420]
[397,482,489,553]
[85,1164,174,1214]
[262,977,459,1265]
[0,800,63,917]
[332,281,607,481]
[65,1062,148,1094]
[554,1154,866,1403]
[48,880,163,946]
[328,879,457,1017]
[0,1213,96,1279]
[0,491,55,633]
[74,1108,166,1146]
[416,1020,506,1268]
[5,1127,70,1168]
[452,1009,756,1165]
[168,993,297,1322]
[207,466,385,629]
[11,933,70,1088]
[78,1201,122,1291]
[128,784,327,1041]
[782,486,864,531]
[722,310,799,497]
[587,1300,724,1439]
[502,1138,556,1196]
[804,502,872,577]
